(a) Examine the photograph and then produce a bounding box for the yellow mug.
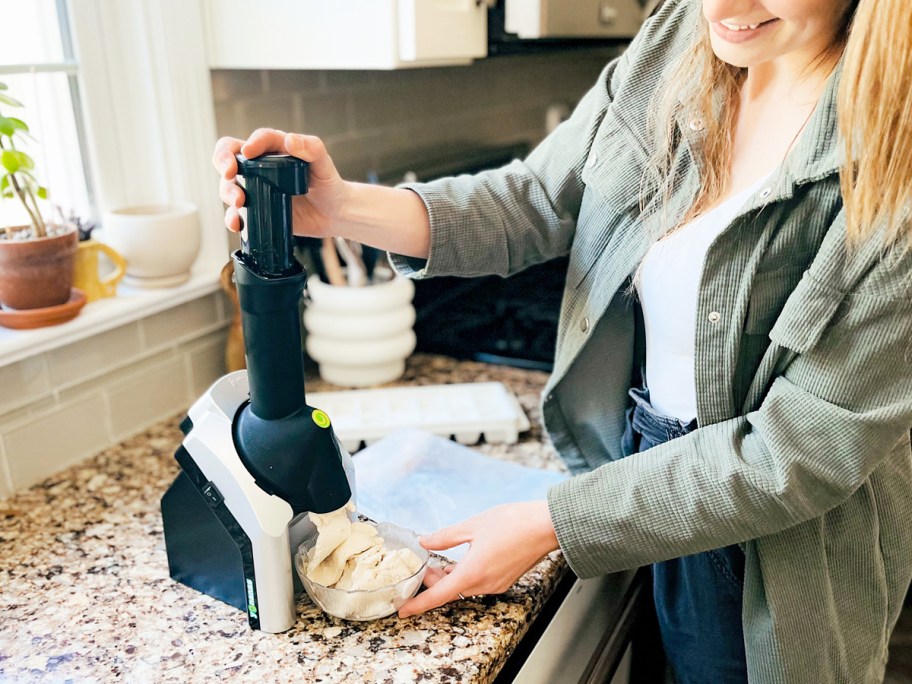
[74,239,127,302]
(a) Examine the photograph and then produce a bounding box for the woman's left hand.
[397,501,560,618]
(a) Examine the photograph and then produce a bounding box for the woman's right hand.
[211,128,349,238]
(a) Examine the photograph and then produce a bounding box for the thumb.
[419,525,472,552]
[284,133,339,181]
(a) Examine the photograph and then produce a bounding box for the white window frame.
[0,0,229,365]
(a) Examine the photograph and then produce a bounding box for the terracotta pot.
[0,226,78,310]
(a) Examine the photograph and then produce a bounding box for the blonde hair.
[839,0,912,248]
[645,0,912,249]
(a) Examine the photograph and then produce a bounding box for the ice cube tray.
[308,382,531,452]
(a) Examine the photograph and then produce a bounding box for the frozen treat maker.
[161,154,353,633]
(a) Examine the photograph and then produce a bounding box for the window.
[0,0,93,229]
[0,0,227,362]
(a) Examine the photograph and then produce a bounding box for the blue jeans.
[621,386,748,684]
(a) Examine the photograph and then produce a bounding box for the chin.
[708,37,755,68]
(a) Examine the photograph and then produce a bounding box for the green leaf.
[37,186,48,200]
[0,173,9,193]
[3,150,34,172]
[15,150,34,171]
[7,117,27,133]
[0,93,23,108]
[0,83,7,91]
[0,116,14,137]
[1,149,20,173]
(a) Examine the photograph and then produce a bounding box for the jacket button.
[708,311,721,323]
[586,149,598,168]
[580,316,590,333]
[759,187,772,199]
[689,118,705,131]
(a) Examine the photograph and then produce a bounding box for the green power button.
[311,409,331,428]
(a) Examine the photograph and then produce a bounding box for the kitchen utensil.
[294,521,429,621]
[162,154,355,634]
[321,236,346,286]
[307,381,530,452]
[333,236,368,287]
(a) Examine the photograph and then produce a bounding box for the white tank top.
[636,174,772,421]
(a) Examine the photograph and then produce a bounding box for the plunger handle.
[235,154,308,277]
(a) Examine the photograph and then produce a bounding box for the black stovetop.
[411,257,567,372]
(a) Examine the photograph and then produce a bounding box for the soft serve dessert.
[305,504,423,590]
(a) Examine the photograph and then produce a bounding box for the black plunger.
[231,154,351,514]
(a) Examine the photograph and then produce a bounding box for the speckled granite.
[0,354,570,684]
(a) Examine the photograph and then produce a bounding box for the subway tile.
[210,70,267,103]
[107,357,191,441]
[0,441,12,500]
[46,323,143,387]
[0,356,49,415]
[299,92,350,138]
[188,335,228,396]
[141,295,222,350]
[237,95,298,137]
[320,132,384,181]
[213,101,247,140]
[265,70,323,94]
[55,348,176,405]
[3,394,111,492]
[0,393,56,428]
[323,70,380,90]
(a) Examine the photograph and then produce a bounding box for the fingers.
[219,177,244,208]
[224,206,242,232]
[240,128,289,160]
[398,565,475,619]
[421,564,448,589]
[419,525,473,552]
[212,136,243,178]
[284,133,338,181]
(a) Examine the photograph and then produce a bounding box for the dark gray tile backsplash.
[211,48,619,181]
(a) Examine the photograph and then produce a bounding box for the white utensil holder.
[304,273,417,387]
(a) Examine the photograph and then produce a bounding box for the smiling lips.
[713,17,779,42]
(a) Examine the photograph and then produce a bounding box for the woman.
[213,0,912,680]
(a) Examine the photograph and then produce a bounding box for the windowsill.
[0,259,224,366]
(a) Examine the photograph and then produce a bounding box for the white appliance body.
[179,370,353,633]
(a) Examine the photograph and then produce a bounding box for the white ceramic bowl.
[101,202,200,287]
[295,522,429,621]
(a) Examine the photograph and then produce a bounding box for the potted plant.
[0,80,78,312]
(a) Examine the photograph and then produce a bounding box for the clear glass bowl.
[294,521,429,621]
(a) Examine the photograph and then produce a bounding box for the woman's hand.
[211,128,348,237]
[397,501,560,618]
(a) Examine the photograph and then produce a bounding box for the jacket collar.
[675,56,847,211]
[783,56,846,185]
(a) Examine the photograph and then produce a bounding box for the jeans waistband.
[628,386,697,445]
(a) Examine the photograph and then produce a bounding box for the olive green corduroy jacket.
[391,1,912,681]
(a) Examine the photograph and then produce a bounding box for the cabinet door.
[505,0,644,39]
[398,0,487,63]
[205,0,486,70]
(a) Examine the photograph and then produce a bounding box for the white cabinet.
[505,0,645,40]
[203,0,487,70]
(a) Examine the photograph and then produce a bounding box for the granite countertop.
[0,354,571,684]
